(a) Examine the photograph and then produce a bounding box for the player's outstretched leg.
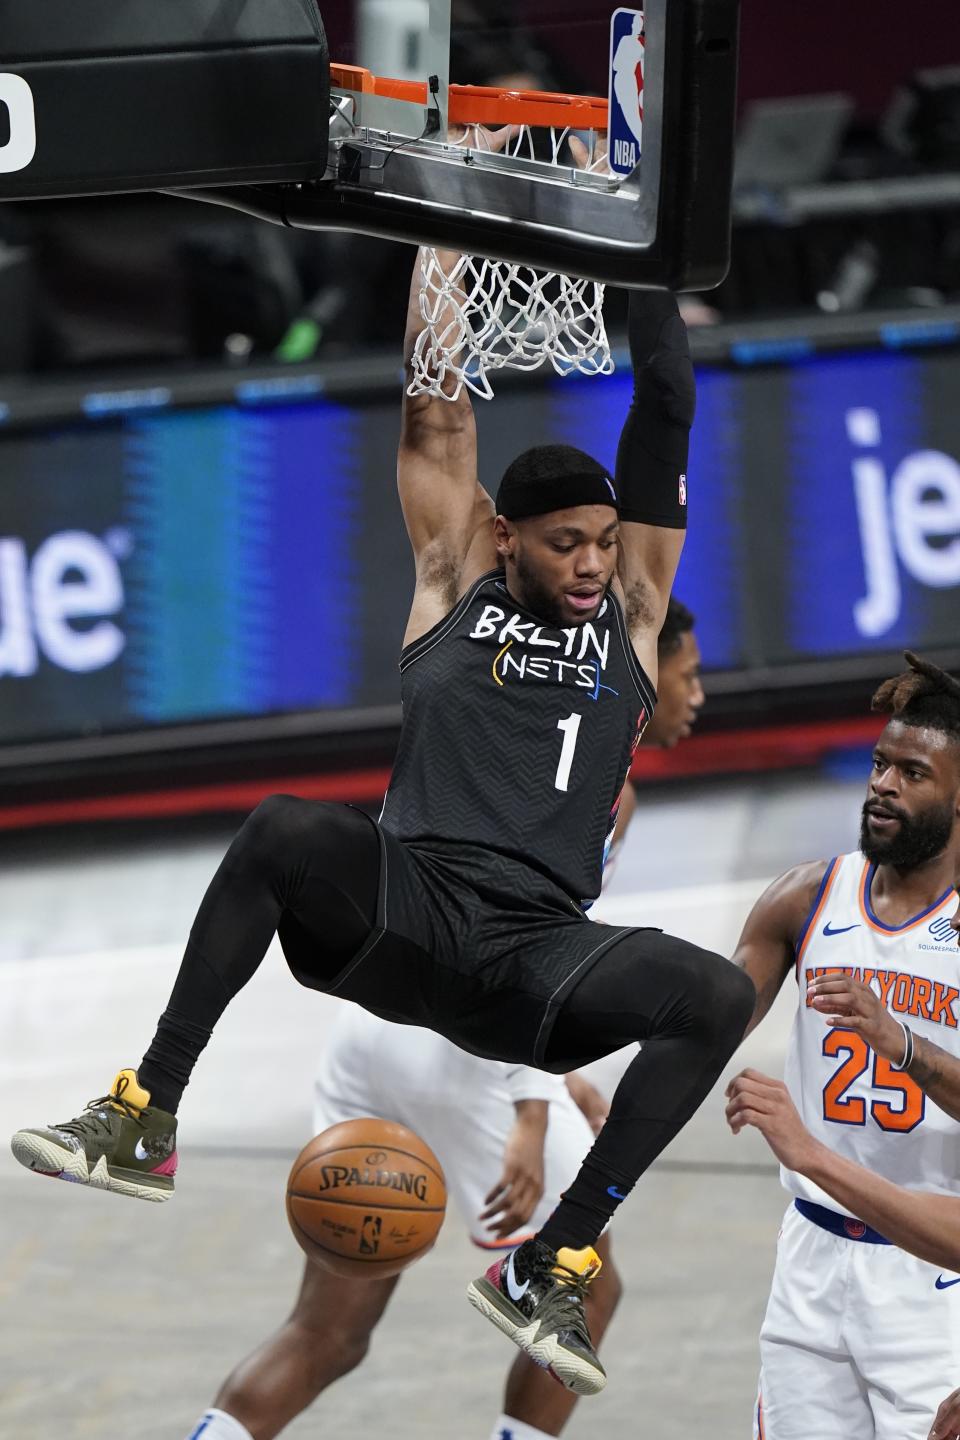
[10,797,381,1201]
[468,1240,606,1396]
[10,1068,178,1202]
[182,1258,399,1440]
[474,1234,622,1413]
[469,933,754,1393]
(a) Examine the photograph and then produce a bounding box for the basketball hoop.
[412,246,612,401]
[330,68,617,401]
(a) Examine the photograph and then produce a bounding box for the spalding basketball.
[286,1118,447,1279]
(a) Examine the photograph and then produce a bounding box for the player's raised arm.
[731,861,829,1036]
[397,247,497,645]
[613,290,695,683]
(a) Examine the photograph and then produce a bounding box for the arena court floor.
[0,772,869,1438]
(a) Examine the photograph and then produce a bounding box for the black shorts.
[278,809,650,1070]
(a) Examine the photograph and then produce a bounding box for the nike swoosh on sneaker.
[505,1250,530,1303]
[134,1135,175,1161]
[822,923,860,937]
[936,1275,960,1289]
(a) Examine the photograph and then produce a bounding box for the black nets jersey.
[379,569,656,905]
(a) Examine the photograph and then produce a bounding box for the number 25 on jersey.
[822,1028,925,1133]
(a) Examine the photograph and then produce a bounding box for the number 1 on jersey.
[555,713,582,792]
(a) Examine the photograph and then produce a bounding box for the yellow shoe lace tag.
[109,1069,151,1113]
[554,1245,603,1281]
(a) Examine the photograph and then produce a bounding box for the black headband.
[496,469,620,521]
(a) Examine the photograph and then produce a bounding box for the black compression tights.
[537,935,755,1252]
[138,797,380,1114]
[139,792,755,1256]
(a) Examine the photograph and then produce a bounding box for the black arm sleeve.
[614,290,696,529]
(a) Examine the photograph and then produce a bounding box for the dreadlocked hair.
[871,651,960,747]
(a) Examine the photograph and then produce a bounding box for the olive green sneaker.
[10,1069,177,1203]
[466,1239,607,1395]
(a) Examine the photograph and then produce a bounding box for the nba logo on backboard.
[608,9,645,178]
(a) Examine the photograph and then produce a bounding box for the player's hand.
[929,1387,960,1439]
[450,122,521,154]
[481,1108,547,1239]
[806,973,905,1062]
[569,133,610,175]
[725,1068,822,1173]
[565,1072,610,1136]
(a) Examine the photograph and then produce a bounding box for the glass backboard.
[302,0,741,290]
[0,0,740,291]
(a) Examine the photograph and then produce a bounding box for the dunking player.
[12,246,754,1396]
[181,600,706,1440]
[725,653,960,1438]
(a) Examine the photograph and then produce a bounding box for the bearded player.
[12,247,753,1397]
[727,653,960,1438]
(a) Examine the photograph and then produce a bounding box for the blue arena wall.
[1,343,959,750]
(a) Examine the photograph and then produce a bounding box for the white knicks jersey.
[783,850,960,1214]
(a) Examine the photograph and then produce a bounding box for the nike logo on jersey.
[607,1185,628,1201]
[505,1250,530,1303]
[822,922,861,937]
[936,1275,960,1290]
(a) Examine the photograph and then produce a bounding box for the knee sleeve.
[635,939,752,1048]
[234,796,379,919]
[231,794,312,875]
[688,955,755,1052]
[725,963,757,1033]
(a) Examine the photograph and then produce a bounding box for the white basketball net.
[407,123,613,402]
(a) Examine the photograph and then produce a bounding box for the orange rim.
[330,65,608,131]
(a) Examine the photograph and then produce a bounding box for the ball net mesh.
[408,122,614,401]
